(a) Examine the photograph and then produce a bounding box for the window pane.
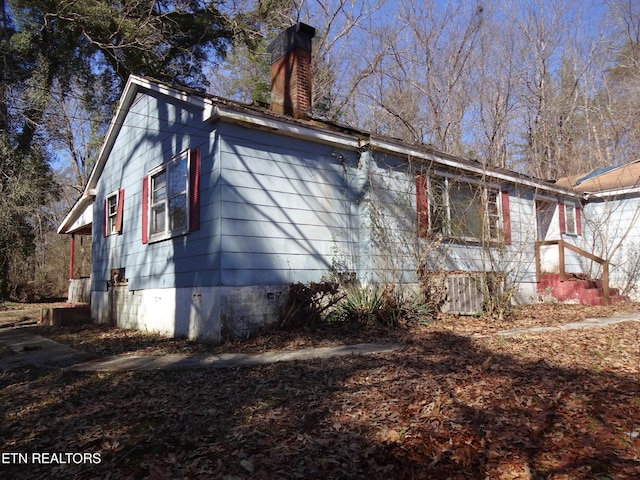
[565,205,576,234]
[169,195,187,230]
[148,153,189,240]
[169,157,188,197]
[152,171,167,202]
[430,177,447,234]
[151,205,165,235]
[108,195,118,216]
[449,182,482,239]
[487,190,500,240]
[107,194,118,234]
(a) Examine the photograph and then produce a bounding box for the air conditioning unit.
[443,273,485,315]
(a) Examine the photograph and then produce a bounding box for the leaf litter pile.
[1,304,640,479]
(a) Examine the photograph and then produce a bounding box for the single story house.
[58,23,636,342]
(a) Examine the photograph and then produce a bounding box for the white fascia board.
[585,186,640,199]
[85,76,209,191]
[60,76,211,235]
[59,79,139,234]
[367,137,582,198]
[205,103,362,149]
[57,192,96,234]
[84,76,140,190]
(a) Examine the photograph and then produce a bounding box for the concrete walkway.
[73,343,401,372]
[0,328,401,372]
[0,313,638,372]
[473,312,640,338]
[0,329,93,370]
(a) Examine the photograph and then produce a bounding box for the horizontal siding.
[585,197,640,285]
[364,160,542,286]
[221,145,346,185]
[220,218,347,242]
[93,91,221,292]
[220,234,350,254]
[219,268,330,286]
[94,92,571,295]
[218,127,358,285]
[222,252,331,271]
[221,201,350,228]
[222,185,348,216]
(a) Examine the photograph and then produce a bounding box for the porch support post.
[558,240,566,282]
[602,262,610,306]
[69,234,75,280]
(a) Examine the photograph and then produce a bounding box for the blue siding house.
[59,24,621,341]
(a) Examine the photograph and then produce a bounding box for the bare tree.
[465,5,522,169]
[356,0,485,154]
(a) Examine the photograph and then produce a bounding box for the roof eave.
[59,75,584,236]
[59,76,211,235]
[205,103,364,149]
[366,137,582,197]
[57,190,96,234]
[584,185,640,199]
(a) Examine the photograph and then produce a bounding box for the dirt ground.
[1,302,639,479]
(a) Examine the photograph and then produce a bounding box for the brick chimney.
[267,23,316,119]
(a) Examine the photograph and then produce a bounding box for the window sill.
[148,229,189,244]
[424,234,504,245]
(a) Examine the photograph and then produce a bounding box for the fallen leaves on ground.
[24,302,640,357]
[0,303,639,479]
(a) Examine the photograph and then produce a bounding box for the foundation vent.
[444,274,485,315]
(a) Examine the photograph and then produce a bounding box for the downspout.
[355,148,373,283]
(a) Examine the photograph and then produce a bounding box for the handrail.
[534,239,611,306]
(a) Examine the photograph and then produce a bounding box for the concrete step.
[537,273,629,306]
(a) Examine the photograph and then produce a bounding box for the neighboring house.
[556,161,640,299]
[58,23,623,342]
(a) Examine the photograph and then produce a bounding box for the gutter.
[365,137,582,198]
[206,103,580,199]
[204,103,363,149]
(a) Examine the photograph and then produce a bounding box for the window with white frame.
[148,150,189,241]
[428,176,502,242]
[565,204,576,234]
[105,189,124,236]
[106,192,119,235]
[561,202,581,236]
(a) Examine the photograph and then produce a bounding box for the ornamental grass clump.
[337,284,433,328]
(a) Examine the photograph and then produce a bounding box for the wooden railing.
[534,240,611,306]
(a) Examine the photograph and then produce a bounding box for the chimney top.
[267,23,316,119]
[267,23,316,63]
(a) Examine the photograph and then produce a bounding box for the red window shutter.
[501,190,511,245]
[141,176,149,244]
[416,173,428,237]
[102,199,107,238]
[559,202,566,234]
[575,206,582,235]
[189,147,201,232]
[115,189,125,234]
